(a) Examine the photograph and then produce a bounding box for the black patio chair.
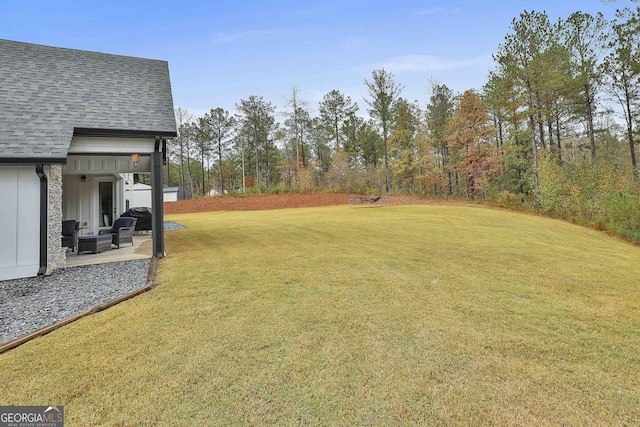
[61,220,79,251]
[99,217,137,249]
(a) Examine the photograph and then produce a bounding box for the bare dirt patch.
[163,193,443,214]
[164,193,348,214]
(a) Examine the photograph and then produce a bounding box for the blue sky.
[2,0,637,119]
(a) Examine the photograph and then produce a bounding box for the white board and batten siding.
[67,137,156,173]
[0,167,40,280]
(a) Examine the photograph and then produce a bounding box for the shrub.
[299,163,317,193]
[538,156,640,242]
[487,190,535,212]
[600,194,640,243]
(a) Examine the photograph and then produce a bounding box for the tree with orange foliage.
[447,91,502,199]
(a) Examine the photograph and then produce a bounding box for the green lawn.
[1,205,639,425]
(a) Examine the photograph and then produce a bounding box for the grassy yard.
[1,205,639,425]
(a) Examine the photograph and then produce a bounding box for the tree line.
[165,7,640,241]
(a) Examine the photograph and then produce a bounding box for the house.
[0,39,177,281]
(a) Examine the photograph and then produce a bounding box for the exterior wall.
[0,166,40,280]
[62,174,91,233]
[125,182,152,208]
[163,191,178,202]
[47,165,65,274]
[63,155,151,175]
[62,173,123,235]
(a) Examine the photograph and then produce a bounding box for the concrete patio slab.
[65,234,152,267]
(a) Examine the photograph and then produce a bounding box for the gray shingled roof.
[0,39,177,161]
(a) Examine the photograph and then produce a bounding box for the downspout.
[36,164,48,275]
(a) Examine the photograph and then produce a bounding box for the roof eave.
[0,157,67,165]
[74,127,177,139]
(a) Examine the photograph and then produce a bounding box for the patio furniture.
[77,235,112,254]
[99,217,137,248]
[61,220,79,251]
[121,207,152,231]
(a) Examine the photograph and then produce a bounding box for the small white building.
[163,186,192,202]
[124,176,153,209]
[163,187,179,203]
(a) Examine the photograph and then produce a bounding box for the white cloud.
[212,30,272,44]
[363,54,492,74]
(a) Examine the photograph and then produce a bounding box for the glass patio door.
[99,181,114,228]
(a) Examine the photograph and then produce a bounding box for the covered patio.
[61,136,169,263]
[64,233,152,268]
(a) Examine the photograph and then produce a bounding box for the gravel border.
[164,220,187,232]
[0,221,187,345]
[0,259,151,344]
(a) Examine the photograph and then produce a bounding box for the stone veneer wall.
[47,165,65,274]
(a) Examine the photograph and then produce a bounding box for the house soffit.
[68,136,156,155]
